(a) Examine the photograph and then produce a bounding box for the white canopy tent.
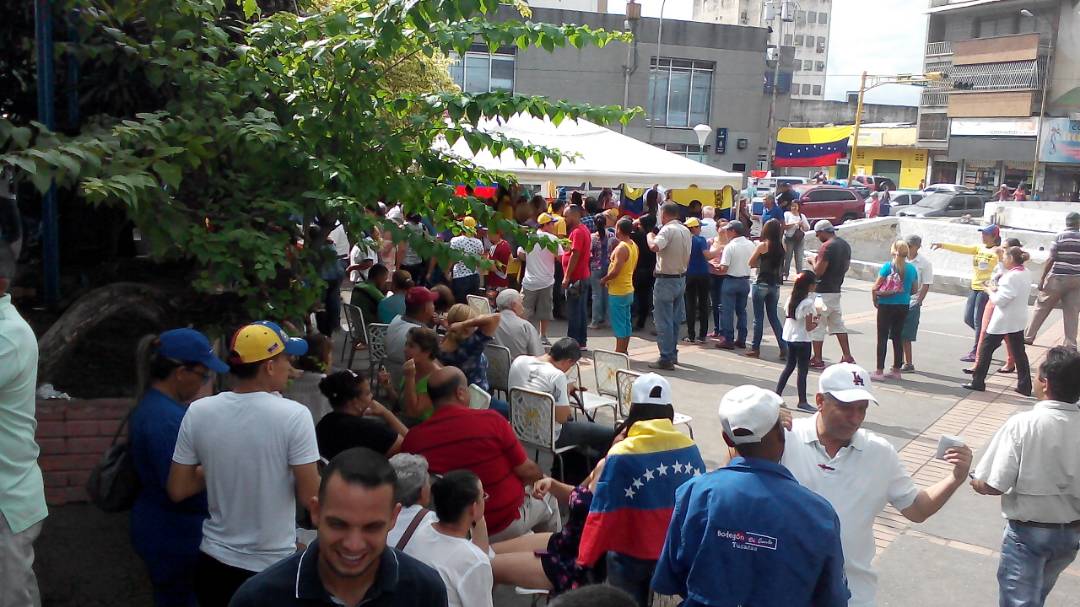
[442,114,743,190]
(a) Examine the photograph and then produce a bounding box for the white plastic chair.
[508,387,580,474]
[467,293,493,315]
[514,587,548,606]
[566,362,617,424]
[484,343,512,399]
[468,384,492,410]
[615,368,695,438]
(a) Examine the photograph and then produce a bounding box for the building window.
[796,10,806,25]
[816,36,827,53]
[802,83,812,95]
[804,60,813,71]
[784,33,793,45]
[812,85,822,96]
[808,11,817,24]
[648,58,714,128]
[819,12,828,24]
[794,34,804,46]
[815,61,826,72]
[656,143,709,159]
[918,113,949,141]
[449,51,515,93]
[805,37,815,48]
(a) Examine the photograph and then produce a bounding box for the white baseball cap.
[717,385,783,445]
[818,363,878,404]
[631,373,672,406]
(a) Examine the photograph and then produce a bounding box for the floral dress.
[437,331,493,392]
[537,486,595,595]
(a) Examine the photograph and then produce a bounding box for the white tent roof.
[442,114,743,190]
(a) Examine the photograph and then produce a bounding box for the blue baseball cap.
[158,328,230,373]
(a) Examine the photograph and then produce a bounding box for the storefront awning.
[947,136,1036,163]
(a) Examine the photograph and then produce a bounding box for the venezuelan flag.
[774,126,853,168]
[577,419,705,566]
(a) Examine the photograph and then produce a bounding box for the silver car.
[895,192,986,218]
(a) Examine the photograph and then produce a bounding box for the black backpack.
[86,410,141,512]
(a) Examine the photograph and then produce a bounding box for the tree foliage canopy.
[0,0,636,326]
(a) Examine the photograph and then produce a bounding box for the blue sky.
[627,0,927,105]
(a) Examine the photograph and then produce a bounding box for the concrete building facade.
[450,6,794,178]
[917,0,1080,200]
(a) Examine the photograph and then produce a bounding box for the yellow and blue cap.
[229,321,308,365]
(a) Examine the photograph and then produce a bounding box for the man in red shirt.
[486,229,512,291]
[400,367,560,543]
[562,205,592,349]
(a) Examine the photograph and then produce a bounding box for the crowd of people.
[2,184,1080,607]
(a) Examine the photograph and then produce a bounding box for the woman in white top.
[782,201,811,279]
[963,246,1033,396]
[775,270,819,411]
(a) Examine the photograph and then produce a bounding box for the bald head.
[428,366,467,407]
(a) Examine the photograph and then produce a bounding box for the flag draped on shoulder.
[577,419,705,566]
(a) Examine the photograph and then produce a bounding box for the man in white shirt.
[493,289,543,360]
[972,346,1080,607]
[404,470,493,607]
[902,235,934,371]
[388,454,436,550]
[782,363,972,607]
[647,202,692,370]
[168,321,321,607]
[714,220,755,350]
[517,213,562,345]
[508,338,616,458]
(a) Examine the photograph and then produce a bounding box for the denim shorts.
[608,293,635,338]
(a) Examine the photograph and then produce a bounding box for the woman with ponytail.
[964,246,1034,396]
[871,240,920,381]
[129,329,228,606]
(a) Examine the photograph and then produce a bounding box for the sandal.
[998,366,1016,374]
[809,359,826,370]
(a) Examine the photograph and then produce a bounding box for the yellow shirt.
[552,214,567,237]
[608,240,638,296]
[940,243,999,291]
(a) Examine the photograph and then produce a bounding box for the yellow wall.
[848,147,929,190]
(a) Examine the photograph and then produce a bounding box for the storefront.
[1039,117,1080,202]
[948,118,1039,193]
[832,126,929,190]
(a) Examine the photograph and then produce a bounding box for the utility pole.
[647,0,670,144]
[846,71,868,182]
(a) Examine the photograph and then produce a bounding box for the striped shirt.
[401,405,527,534]
[1050,229,1080,276]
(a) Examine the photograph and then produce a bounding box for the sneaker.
[796,402,817,413]
[648,359,675,370]
[588,323,602,330]
[960,351,976,363]
[886,369,902,380]
[901,363,915,372]
[870,371,887,381]
[541,336,551,346]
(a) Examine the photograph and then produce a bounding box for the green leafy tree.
[1,0,635,330]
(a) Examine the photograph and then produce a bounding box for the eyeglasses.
[184,366,212,383]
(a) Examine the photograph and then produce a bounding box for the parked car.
[851,175,897,193]
[890,190,924,206]
[790,185,866,225]
[921,183,967,194]
[751,176,809,214]
[895,191,988,218]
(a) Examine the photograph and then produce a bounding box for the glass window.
[796,10,806,24]
[817,36,827,48]
[802,83,812,95]
[808,11,817,23]
[464,57,488,93]
[794,34,804,46]
[812,85,822,96]
[449,52,516,93]
[804,60,813,71]
[805,37,815,48]
[819,12,828,24]
[490,56,514,92]
[784,33,793,45]
[816,61,826,72]
[649,58,713,128]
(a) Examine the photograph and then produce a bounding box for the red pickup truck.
[790,185,866,226]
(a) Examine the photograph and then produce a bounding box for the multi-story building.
[449,5,795,176]
[691,0,765,26]
[917,0,1080,200]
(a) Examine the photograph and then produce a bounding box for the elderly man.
[493,289,543,360]
[652,384,848,606]
[647,202,692,370]
[971,346,1080,607]
[0,245,47,607]
[387,453,436,550]
[782,363,972,607]
[1025,211,1080,349]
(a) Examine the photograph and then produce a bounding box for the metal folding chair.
[467,294,493,315]
[366,323,389,386]
[341,304,370,369]
[566,362,617,424]
[484,343,512,399]
[509,387,580,475]
[614,368,695,438]
[468,384,492,410]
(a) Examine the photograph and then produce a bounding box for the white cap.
[631,373,672,406]
[718,385,783,445]
[818,363,878,404]
[814,219,836,233]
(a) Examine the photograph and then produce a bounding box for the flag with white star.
[774,126,854,168]
[577,419,705,567]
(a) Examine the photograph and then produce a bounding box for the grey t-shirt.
[493,310,543,360]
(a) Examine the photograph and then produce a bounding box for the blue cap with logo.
[157,328,230,373]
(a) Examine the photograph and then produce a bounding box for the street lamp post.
[647,0,669,145]
[1022,8,1058,198]
[693,123,712,164]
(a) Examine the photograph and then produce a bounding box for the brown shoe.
[743,350,760,358]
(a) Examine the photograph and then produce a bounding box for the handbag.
[878,266,904,297]
[86,409,141,512]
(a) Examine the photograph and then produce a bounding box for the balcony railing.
[921,89,950,107]
[949,59,1040,92]
[918,113,949,142]
[926,41,953,56]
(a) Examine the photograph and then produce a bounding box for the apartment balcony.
[921,89,950,108]
[926,40,953,57]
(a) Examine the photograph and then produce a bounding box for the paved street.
[35,277,1080,606]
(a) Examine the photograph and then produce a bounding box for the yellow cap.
[462,216,478,229]
[685,217,701,228]
[229,321,307,365]
[537,213,555,225]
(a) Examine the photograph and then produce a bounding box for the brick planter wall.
[35,399,134,506]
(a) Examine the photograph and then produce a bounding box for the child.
[776,270,819,412]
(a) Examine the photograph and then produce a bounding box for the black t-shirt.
[816,237,851,293]
[315,411,398,460]
[776,189,797,210]
[631,230,657,277]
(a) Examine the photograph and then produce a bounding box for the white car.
[922,183,967,194]
[890,190,924,206]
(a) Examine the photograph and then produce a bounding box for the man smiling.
[229,447,447,606]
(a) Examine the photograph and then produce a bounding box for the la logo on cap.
[851,372,864,386]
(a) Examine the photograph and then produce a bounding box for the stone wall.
[984,201,1080,233]
[36,399,133,506]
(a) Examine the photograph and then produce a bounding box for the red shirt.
[562,224,592,282]
[487,240,512,289]
[400,405,528,534]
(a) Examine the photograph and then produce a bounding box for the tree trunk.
[37,282,172,384]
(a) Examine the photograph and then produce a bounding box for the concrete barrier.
[984,200,1080,233]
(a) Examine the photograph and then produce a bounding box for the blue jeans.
[606,552,656,607]
[721,277,751,344]
[653,276,686,362]
[997,521,1080,607]
[589,266,608,324]
[965,289,990,352]
[709,275,726,334]
[752,282,786,352]
[565,279,589,347]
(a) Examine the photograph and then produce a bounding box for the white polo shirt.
[782,415,919,607]
[973,400,1080,524]
[719,236,755,278]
